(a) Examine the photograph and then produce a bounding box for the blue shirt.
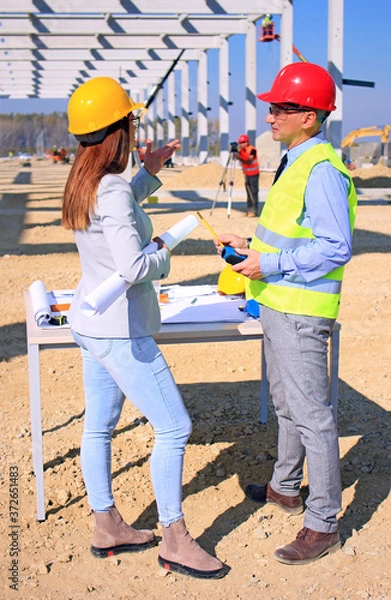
[260,132,353,282]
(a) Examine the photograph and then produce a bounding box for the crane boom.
[341,125,390,147]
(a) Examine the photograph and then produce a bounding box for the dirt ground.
[0,156,390,600]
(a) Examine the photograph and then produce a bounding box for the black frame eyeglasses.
[268,105,313,119]
[128,115,140,129]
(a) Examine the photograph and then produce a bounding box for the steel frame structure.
[0,1,344,158]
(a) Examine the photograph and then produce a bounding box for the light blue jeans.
[260,306,342,533]
[71,330,192,526]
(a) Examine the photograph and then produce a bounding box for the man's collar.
[287,131,325,164]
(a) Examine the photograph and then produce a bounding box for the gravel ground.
[1,157,390,600]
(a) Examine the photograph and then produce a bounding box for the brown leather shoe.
[274,527,341,565]
[244,482,304,515]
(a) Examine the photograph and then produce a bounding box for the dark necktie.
[272,153,288,184]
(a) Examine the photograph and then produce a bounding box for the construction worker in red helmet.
[235,133,260,217]
[214,63,357,566]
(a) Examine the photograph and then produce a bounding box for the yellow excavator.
[341,125,390,147]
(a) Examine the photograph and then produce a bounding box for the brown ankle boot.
[158,518,227,579]
[91,505,157,558]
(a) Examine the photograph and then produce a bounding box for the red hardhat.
[238,134,249,144]
[257,62,336,111]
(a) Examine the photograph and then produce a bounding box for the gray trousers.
[245,174,259,214]
[260,305,341,533]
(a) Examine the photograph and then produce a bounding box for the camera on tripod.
[229,141,238,153]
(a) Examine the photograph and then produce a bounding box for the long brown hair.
[62,118,131,230]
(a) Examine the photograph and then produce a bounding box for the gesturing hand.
[143,139,181,176]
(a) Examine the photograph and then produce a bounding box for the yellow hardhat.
[217,264,246,295]
[68,77,145,138]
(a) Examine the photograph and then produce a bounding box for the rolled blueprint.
[158,214,198,251]
[80,272,129,317]
[143,214,198,254]
[81,214,199,316]
[29,280,51,326]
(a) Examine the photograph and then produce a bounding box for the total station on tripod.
[210,140,239,217]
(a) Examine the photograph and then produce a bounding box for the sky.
[0,0,390,143]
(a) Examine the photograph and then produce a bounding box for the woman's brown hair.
[62,117,131,230]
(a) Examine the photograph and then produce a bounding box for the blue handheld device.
[221,246,247,265]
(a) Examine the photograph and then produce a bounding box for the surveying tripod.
[210,141,239,218]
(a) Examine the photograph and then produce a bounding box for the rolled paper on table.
[29,280,51,326]
[82,214,199,316]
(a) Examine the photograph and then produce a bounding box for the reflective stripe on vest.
[239,145,259,176]
[246,143,357,319]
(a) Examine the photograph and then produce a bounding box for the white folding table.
[24,290,340,521]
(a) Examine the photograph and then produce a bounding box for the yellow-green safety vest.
[246,143,357,318]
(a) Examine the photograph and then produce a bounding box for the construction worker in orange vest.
[261,14,274,39]
[235,134,260,217]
